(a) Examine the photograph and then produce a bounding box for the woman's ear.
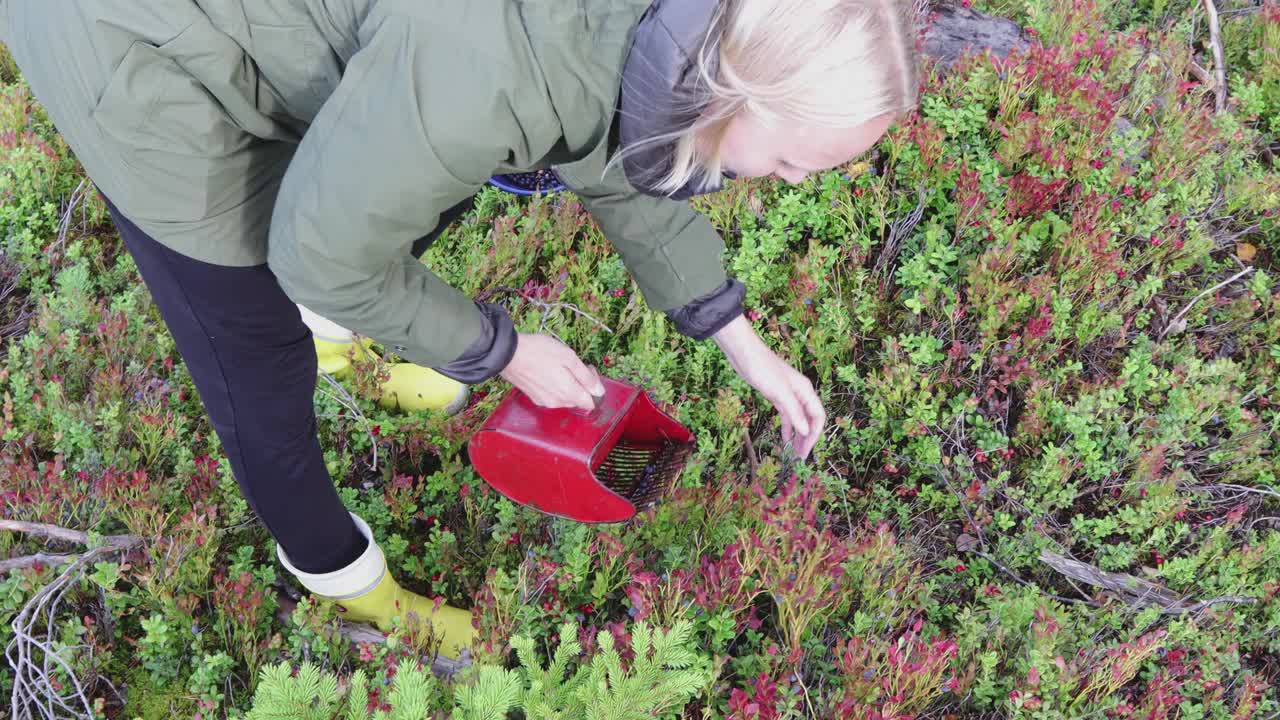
[692,110,734,164]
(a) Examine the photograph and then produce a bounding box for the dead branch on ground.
[1201,0,1228,113]
[1040,549,1257,615]
[3,520,142,720]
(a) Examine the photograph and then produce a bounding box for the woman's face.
[714,109,896,184]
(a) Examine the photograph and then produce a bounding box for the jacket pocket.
[247,23,340,122]
[90,28,270,223]
[93,35,253,159]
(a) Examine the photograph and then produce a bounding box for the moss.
[118,665,197,720]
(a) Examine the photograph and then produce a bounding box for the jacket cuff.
[431,301,518,384]
[664,278,746,340]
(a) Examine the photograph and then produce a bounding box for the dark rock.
[922,3,1030,68]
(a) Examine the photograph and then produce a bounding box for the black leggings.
[101,193,474,574]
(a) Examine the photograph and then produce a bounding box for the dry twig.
[1201,0,1227,113]
[316,368,380,473]
[1188,59,1214,87]
[0,255,32,341]
[1159,267,1254,340]
[47,179,90,270]
[0,554,77,574]
[0,520,139,551]
[1247,516,1280,531]
[477,285,613,338]
[3,518,142,720]
[1205,483,1280,500]
[872,182,929,281]
[1039,550,1257,615]
[743,427,759,481]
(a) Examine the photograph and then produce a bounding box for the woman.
[0,0,917,658]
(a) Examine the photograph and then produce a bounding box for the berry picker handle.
[569,365,607,418]
[570,387,606,418]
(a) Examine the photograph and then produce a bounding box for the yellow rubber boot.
[277,513,475,659]
[335,570,475,658]
[377,363,469,414]
[316,339,467,413]
[301,304,373,378]
[299,304,468,414]
[314,336,375,378]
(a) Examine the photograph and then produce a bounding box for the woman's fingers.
[768,383,809,450]
[731,347,825,460]
[565,359,606,399]
[796,377,826,458]
[500,333,603,411]
[770,372,824,460]
[546,340,602,409]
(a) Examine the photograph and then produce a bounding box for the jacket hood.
[617,0,733,201]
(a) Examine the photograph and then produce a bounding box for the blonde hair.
[629,0,920,196]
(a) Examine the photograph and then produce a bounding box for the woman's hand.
[712,314,826,459]
[499,333,604,411]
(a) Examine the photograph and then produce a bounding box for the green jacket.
[0,0,745,382]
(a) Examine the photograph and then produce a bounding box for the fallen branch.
[1166,595,1258,615]
[1202,0,1227,113]
[1039,549,1258,615]
[0,520,140,550]
[920,3,1029,68]
[3,520,143,714]
[6,546,121,719]
[0,553,76,574]
[1041,550,1183,606]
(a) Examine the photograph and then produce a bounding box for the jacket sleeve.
[554,143,746,340]
[265,15,522,384]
